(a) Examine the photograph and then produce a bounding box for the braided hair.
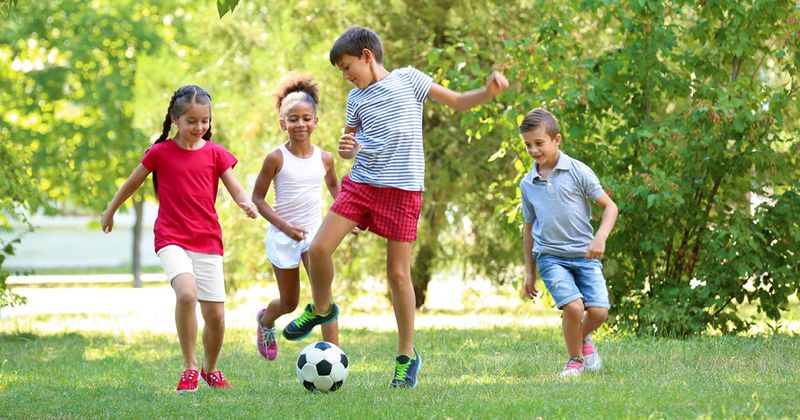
[274,73,319,118]
[151,85,213,194]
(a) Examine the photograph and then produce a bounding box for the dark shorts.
[330,176,422,242]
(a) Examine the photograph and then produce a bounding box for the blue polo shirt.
[520,152,605,258]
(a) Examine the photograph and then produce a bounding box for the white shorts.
[266,224,319,269]
[156,245,226,302]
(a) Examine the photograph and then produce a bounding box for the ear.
[553,134,562,146]
[279,118,287,131]
[361,48,373,63]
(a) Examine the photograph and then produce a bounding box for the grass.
[1,324,798,418]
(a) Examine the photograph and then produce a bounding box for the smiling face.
[172,103,211,143]
[335,52,376,89]
[280,101,317,142]
[522,126,561,169]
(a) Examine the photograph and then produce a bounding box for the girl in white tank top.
[251,74,342,360]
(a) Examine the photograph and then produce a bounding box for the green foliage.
[216,0,239,18]
[497,1,800,336]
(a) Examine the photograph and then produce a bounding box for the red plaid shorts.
[330,176,422,242]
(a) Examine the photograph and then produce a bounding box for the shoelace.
[394,360,411,381]
[294,309,314,327]
[262,328,276,346]
[564,357,584,370]
[181,371,197,380]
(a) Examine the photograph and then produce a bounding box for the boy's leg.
[583,307,608,336]
[307,212,358,314]
[386,239,415,357]
[199,300,225,372]
[172,273,199,371]
[302,253,339,346]
[283,212,356,341]
[561,299,585,359]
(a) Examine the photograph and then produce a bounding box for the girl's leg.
[302,252,339,345]
[582,307,608,337]
[561,299,585,359]
[386,239,415,357]
[199,300,225,372]
[260,266,301,328]
[172,273,198,370]
[307,212,358,314]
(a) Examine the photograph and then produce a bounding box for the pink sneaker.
[200,368,229,389]
[256,308,278,361]
[559,357,584,378]
[582,335,602,372]
[176,369,199,394]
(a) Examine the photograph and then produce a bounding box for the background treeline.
[1,0,798,336]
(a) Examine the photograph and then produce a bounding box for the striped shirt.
[346,66,433,191]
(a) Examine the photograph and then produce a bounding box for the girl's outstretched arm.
[101,164,151,233]
[221,168,258,219]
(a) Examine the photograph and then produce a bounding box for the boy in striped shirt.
[283,25,508,388]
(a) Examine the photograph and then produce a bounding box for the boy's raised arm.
[428,71,508,112]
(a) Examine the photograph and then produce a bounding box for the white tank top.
[272,144,326,231]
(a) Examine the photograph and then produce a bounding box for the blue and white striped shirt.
[346,66,433,191]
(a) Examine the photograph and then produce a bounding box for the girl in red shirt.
[101,85,257,393]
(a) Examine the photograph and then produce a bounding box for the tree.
[0,0,191,286]
[499,0,800,335]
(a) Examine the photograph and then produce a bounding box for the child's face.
[522,126,561,167]
[280,102,318,142]
[173,103,211,142]
[335,52,374,89]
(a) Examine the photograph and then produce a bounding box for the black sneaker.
[390,348,422,388]
[282,303,339,341]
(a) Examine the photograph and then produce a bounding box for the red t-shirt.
[141,139,237,256]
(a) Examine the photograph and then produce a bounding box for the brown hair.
[329,25,384,65]
[273,73,319,117]
[519,107,560,138]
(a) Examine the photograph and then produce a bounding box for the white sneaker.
[583,337,602,372]
[559,357,584,378]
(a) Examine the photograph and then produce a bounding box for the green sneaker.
[390,348,422,389]
[282,303,339,341]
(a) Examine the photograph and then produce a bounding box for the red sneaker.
[200,368,230,389]
[176,369,199,394]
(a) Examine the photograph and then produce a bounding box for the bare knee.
[202,305,225,326]
[562,299,585,319]
[588,307,608,323]
[175,289,197,306]
[309,241,332,261]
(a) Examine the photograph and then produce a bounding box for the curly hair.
[274,72,319,117]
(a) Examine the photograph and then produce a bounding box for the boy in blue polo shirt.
[519,108,619,378]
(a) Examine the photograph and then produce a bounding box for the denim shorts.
[535,253,610,309]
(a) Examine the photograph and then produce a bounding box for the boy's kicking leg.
[386,239,421,388]
[283,211,357,340]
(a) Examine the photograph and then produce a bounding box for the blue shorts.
[535,253,610,309]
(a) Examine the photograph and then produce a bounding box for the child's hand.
[523,274,540,301]
[100,209,114,233]
[239,200,258,219]
[586,237,607,259]
[282,223,309,242]
[338,133,358,159]
[485,71,509,98]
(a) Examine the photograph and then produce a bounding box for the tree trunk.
[132,195,143,288]
[411,239,436,309]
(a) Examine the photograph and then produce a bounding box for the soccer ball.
[296,341,349,392]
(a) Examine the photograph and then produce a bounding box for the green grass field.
[1,323,798,418]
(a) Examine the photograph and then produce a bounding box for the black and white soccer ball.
[296,341,349,392]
